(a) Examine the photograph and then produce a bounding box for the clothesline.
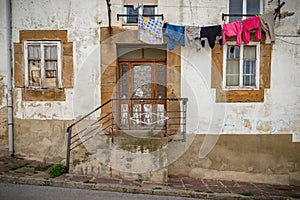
[138,13,275,51]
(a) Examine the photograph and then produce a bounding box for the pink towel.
[242,16,261,44]
[222,21,242,46]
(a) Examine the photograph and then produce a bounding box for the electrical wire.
[275,37,300,45]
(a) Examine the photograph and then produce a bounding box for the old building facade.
[0,0,299,185]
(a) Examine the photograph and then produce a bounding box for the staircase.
[66,98,188,183]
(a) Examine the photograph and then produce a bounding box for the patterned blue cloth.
[138,16,164,44]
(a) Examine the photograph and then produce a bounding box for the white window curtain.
[243,46,256,86]
[28,45,41,86]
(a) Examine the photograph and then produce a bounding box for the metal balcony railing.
[117,14,164,21]
[65,97,188,171]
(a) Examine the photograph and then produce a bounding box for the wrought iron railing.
[117,14,164,21]
[65,97,188,171]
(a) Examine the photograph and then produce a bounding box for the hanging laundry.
[164,23,185,51]
[185,26,201,51]
[200,25,222,49]
[133,3,139,10]
[133,3,143,10]
[242,16,261,44]
[222,21,242,46]
[260,13,275,44]
[138,16,164,44]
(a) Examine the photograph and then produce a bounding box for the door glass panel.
[157,64,165,98]
[121,64,128,98]
[144,104,152,124]
[133,64,152,98]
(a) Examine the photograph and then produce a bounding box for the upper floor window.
[223,42,260,90]
[24,41,62,89]
[228,0,264,22]
[124,5,157,24]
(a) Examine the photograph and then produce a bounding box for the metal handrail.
[66,99,113,171]
[65,97,188,171]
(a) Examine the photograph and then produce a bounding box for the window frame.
[24,40,62,89]
[222,42,260,90]
[227,0,264,22]
[123,5,157,24]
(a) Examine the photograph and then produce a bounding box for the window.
[24,41,62,89]
[228,0,264,22]
[223,42,260,90]
[124,5,156,24]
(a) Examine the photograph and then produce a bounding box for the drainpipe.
[6,0,14,157]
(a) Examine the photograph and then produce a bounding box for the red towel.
[242,16,261,44]
[222,21,243,46]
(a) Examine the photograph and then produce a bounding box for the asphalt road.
[0,183,198,200]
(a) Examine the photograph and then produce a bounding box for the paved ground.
[0,156,299,200]
[0,183,200,200]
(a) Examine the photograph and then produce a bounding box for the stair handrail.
[66,99,113,171]
[65,97,188,171]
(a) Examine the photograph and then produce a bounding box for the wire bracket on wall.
[273,1,286,20]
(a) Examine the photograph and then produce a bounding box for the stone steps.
[69,132,170,183]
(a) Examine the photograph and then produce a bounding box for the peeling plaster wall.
[178,0,300,138]
[12,0,101,121]
[159,0,225,25]
[12,0,102,161]
[169,134,300,185]
[8,0,300,185]
[10,1,300,132]
[0,0,8,156]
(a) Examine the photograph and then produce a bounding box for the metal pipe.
[66,127,72,172]
[6,0,13,157]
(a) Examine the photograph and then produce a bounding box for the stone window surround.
[211,35,272,103]
[14,30,74,101]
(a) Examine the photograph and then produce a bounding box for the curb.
[0,175,281,200]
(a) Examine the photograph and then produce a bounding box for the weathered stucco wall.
[7,0,300,185]
[168,134,300,185]
[70,134,169,183]
[177,0,300,138]
[13,118,70,163]
[12,0,101,120]
[0,80,8,157]
[11,0,103,161]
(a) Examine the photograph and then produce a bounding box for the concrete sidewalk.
[0,157,299,199]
